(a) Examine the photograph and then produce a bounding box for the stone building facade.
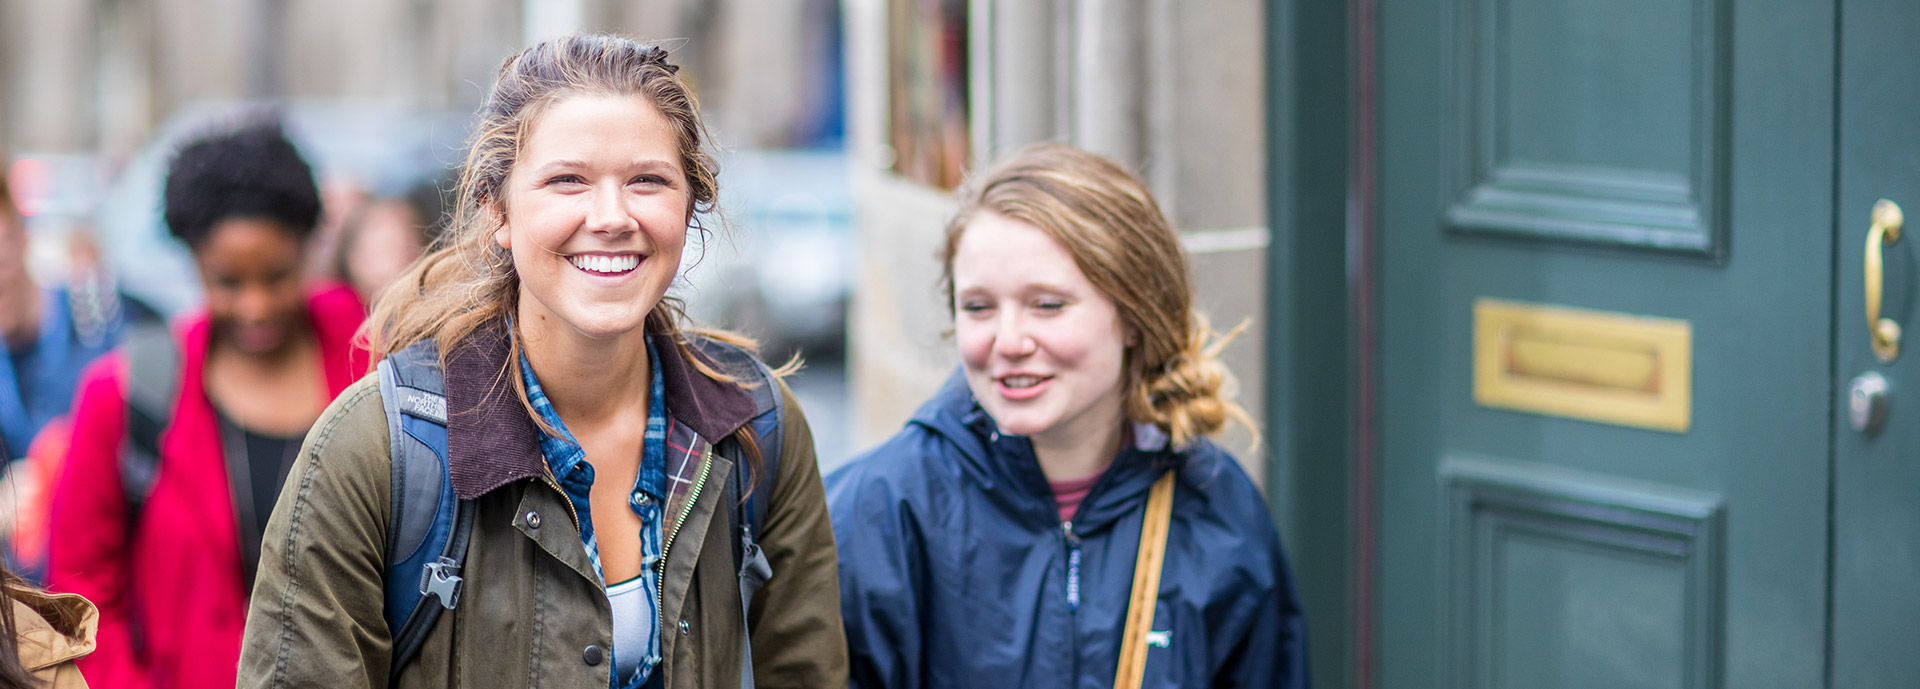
[844,0,1270,479]
[0,0,838,159]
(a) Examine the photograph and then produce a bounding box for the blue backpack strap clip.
[375,341,470,681]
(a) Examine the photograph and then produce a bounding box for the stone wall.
[0,0,837,157]
[846,0,1270,482]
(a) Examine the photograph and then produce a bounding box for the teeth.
[569,254,639,274]
[1002,375,1042,389]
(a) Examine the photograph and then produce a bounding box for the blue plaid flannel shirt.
[521,343,669,689]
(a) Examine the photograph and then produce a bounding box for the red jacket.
[47,284,365,689]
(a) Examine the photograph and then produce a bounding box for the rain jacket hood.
[916,374,1183,535]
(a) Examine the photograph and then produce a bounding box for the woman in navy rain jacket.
[826,144,1306,689]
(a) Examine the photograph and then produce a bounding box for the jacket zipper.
[1062,519,1083,683]
[656,447,715,625]
[540,468,583,533]
[1062,520,1083,611]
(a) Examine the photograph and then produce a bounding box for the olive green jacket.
[237,330,847,688]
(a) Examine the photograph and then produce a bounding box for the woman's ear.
[485,199,511,250]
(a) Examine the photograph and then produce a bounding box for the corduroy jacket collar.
[442,320,759,499]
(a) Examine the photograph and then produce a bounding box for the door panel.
[1440,456,1723,689]
[1831,0,1920,685]
[1378,1,1835,688]
[1442,0,1727,257]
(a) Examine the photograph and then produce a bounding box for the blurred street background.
[0,0,866,466]
[0,0,1269,478]
[25,2,1920,688]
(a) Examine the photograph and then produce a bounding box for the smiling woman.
[237,34,846,689]
[825,144,1306,689]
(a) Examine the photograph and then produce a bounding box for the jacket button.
[525,510,542,529]
[583,644,605,666]
[678,620,691,635]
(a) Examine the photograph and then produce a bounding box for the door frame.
[1263,1,1377,688]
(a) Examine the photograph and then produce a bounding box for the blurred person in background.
[0,160,160,583]
[302,174,372,282]
[825,144,1307,689]
[47,118,365,689]
[332,179,446,304]
[238,35,845,688]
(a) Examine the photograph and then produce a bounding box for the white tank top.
[607,575,650,679]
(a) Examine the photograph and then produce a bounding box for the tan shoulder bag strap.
[1113,470,1177,689]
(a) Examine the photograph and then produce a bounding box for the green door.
[1376,0,1838,687]
[1830,0,1920,685]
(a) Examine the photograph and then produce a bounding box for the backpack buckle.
[420,557,464,610]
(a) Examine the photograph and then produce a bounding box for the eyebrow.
[955,281,1079,296]
[530,158,683,176]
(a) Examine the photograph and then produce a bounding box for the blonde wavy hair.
[365,34,778,471]
[941,143,1254,450]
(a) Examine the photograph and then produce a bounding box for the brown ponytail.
[1128,315,1257,449]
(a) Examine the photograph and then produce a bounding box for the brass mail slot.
[1473,299,1691,432]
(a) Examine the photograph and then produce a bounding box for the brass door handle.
[1868,199,1904,362]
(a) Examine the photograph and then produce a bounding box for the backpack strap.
[117,320,177,661]
[749,365,784,531]
[685,336,785,689]
[685,337,784,533]
[376,341,468,682]
[379,342,448,562]
[120,322,178,523]
[390,499,471,680]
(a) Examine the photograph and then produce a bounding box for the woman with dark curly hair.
[46,118,365,689]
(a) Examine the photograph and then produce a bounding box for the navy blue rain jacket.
[825,373,1307,689]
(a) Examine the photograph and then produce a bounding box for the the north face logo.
[406,391,447,421]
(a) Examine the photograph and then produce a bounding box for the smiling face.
[953,211,1133,449]
[496,93,690,342]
